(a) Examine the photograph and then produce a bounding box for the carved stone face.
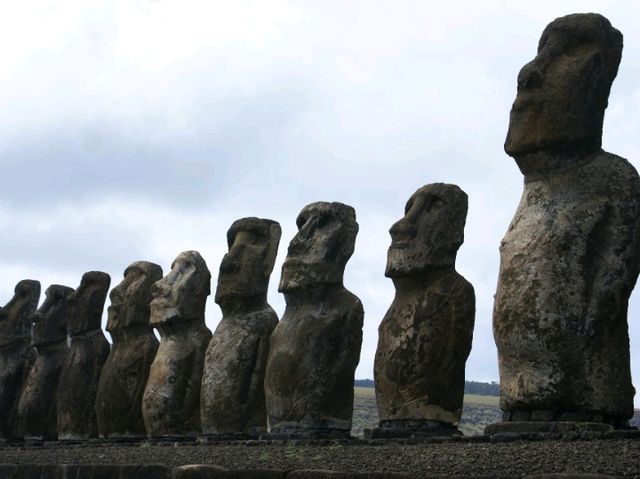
[504,13,622,171]
[32,285,74,346]
[0,280,40,339]
[150,250,211,326]
[215,218,281,308]
[386,183,467,277]
[107,261,163,332]
[66,272,111,335]
[279,202,358,292]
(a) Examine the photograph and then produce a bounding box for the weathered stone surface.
[494,14,640,423]
[15,285,74,440]
[96,261,163,438]
[265,202,363,436]
[142,251,212,437]
[0,280,40,438]
[201,218,281,436]
[374,184,475,432]
[57,272,111,439]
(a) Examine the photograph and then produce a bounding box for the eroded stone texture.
[0,280,40,438]
[373,184,475,434]
[96,261,163,438]
[57,272,111,439]
[142,251,212,437]
[494,14,640,426]
[15,284,74,440]
[201,218,282,436]
[265,202,363,437]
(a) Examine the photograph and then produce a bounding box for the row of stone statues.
[0,12,638,441]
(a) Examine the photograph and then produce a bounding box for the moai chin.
[95,261,163,438]
[372,183,475,438]
[15,285,74,440]
[264,202,364,439]
[57,271,111,439]
[0,280,40,438]
[489,13,640,434]
[201,218,282,437]
[142,250,212,437]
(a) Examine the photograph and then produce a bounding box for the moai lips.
[373,184,475,438]
[0,280,40,438]
[142,251,212,437]
[96,261,163,438]
[57,272,111,439]
[265,202,363,438]
[201,218,281,437]
[15,285,73,440]
[490,13,640,433]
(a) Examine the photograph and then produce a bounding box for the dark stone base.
[484,421,614,435]
[364,420,462,439]
[198,433,259,444]
[260,428,352,440]
[146,436,198,445]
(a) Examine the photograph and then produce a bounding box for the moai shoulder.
[201,217,281,438]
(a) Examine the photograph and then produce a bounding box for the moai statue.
[372,184,475,438]
[201,218,281,438]
[489,13,640,434]
[142,251,212,437]
[15,285,74,440]
[0,280,40,438]
[95,261,163,438]
[57,272,111,439]
[264,202,363,438]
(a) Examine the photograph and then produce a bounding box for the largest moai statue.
[95,261,163,438]
[142,251,212,437]
[265,202,364,438]
[373,184,475,438]
[57,272,111,439]
[15,285,74,440]
[201,218,282,437]
[490,13,640,433]
[0,280,40,438]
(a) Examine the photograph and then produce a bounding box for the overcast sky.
[1,0,640,400]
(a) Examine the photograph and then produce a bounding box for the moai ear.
[263,222,282,277]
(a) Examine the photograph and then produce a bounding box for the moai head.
[66,272,111,336]
[107,261,163,332]
[215,218,281,310]
[279,202,358,292]
[0,280,41,339]
[386,183,467,277]
[150,250,211,326]
[32,285,74,347]
[505,13,623,174]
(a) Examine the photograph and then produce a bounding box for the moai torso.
[201,218,281,436]
[95,261,163,438]
[15,285,73,440]
[142,251,212,437]
[265,202,363,437]
[0,280,40,438]
[57,272,111,439]
[493,14,640,425]
[374,184,475,430]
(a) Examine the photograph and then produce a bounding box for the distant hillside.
[354,379,499,396]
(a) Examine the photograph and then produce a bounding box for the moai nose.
[517,61,544,90]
